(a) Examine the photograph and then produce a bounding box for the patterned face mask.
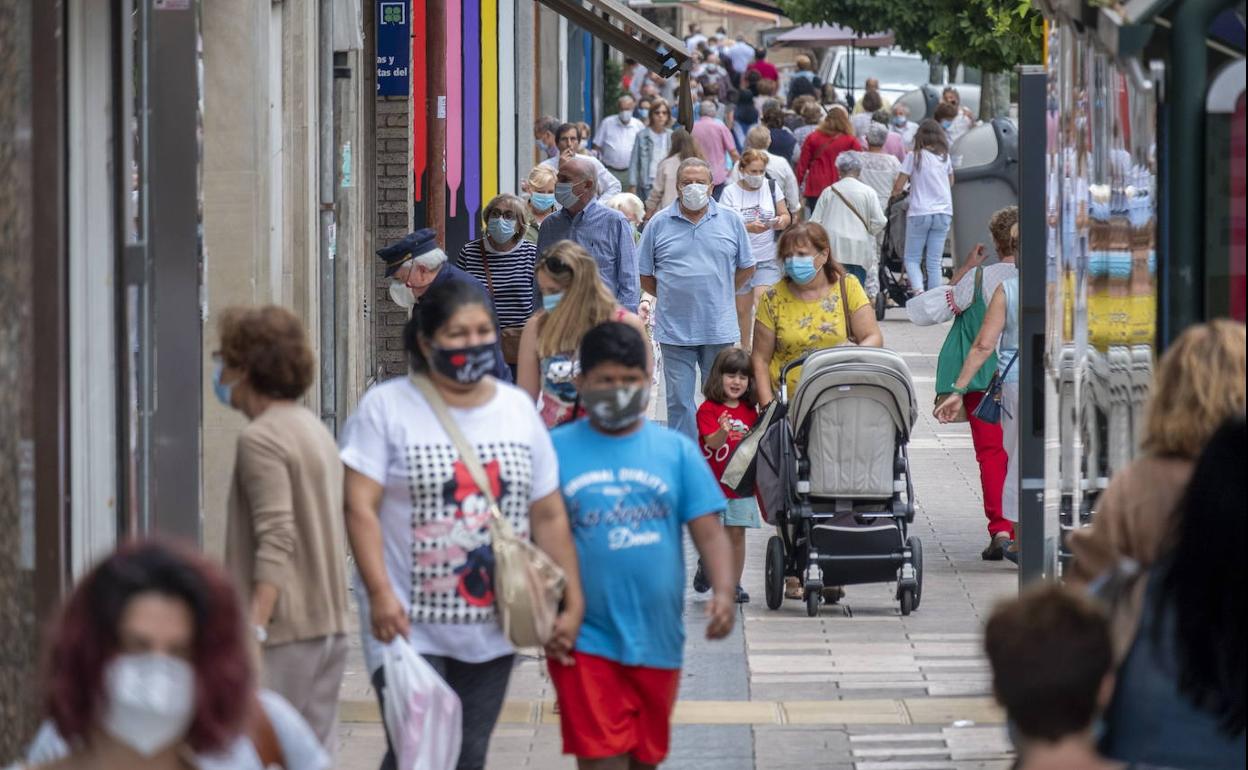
[429,342,496,384]
[581,384,649,431]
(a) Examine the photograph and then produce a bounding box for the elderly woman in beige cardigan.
[215,305,350,757]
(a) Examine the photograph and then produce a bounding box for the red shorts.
[547,651,681,764]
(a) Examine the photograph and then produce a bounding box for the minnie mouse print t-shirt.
[340,376,559,672]
[696,400,758,499]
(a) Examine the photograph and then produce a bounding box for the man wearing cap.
[377,228,512,381]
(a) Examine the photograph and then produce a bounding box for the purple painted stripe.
[463,0,481,239]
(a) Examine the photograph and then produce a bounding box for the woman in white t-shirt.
[719,148,791,348]
[891,119,955,293]
[340,280,584,770]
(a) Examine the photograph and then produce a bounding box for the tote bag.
[934,268,997,421]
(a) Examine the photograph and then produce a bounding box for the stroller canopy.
[790,347,918,440]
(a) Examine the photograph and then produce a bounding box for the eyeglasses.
[488,211,519,222]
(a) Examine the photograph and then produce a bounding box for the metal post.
[1162,0,1238,346]
[1016,65,1052,585]
[319,0,337,434]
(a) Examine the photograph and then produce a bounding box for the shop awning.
[693,0,781,22]
[770,23,895,48]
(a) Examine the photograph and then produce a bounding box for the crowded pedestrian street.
[2,2,1245,770]
[335,313,1018,770]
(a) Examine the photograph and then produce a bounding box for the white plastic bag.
[905,285,956,326]
[381,637,463,770]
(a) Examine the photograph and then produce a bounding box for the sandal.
[784,576,804,600]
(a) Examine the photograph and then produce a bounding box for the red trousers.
[963,390,1013,538]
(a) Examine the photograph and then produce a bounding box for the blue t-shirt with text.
[551,419,726,669]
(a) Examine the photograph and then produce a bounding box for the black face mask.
[429,342,495,384]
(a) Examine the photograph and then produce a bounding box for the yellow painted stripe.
[340,697,1005,726]
[480,0,499,208]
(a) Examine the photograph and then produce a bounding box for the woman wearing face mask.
[627,97,673,204]
[457,194,539,374]
[516,240,650,428]
[340,279,584,770]
[211,305,349,756]
[17,540,329,770]
[751,222,882,602]
[522,165,559,243]
[719,149,791,348]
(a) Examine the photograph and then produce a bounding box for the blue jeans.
[661,342,731,439]
[903,213,951,292]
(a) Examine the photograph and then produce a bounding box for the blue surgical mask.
[555,181,582,209]
[638,108,650,120]
[784,254,818,284]
[212,359,234,408]
[542,292,564,312]
[941,119,953,130]
[487,216,516,242]
[530,192,556,212]
[892,115,906,127]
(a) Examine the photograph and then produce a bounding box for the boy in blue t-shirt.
[548,321,735,769]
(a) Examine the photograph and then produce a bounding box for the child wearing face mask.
[692,347,761,603]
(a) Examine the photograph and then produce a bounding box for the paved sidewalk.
[338,311,1019,769]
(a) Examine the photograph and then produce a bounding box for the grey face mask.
[581,384,649,431]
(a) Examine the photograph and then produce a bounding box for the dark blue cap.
[376,228,440,277]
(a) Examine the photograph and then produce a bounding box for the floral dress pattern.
[756,275,870,394]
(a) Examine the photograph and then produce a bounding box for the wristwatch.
[253,624,269,644]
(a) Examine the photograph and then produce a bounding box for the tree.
[778,0,1043,119]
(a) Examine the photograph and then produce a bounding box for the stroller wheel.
[874,290,887,321]
[764,536,785,610]
[907,536,924,611]
[899,587,915,616]
[805,589,820,617]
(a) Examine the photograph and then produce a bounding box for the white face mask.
[101,653,196,757]
[743,174,765,190]
[389,280,416,310]
[680,183,710,211]
[619,110,633,124]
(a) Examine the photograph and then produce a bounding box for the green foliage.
[777,0,1042,74]
[604,58,625,112]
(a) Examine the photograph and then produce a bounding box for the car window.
[839,55,929,90]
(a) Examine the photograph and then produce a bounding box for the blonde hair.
[606,192,645,223]
[1141,320,1246,459]
[526,164,557,190]
[536,240,618,358]
[818,104,853,137]
[739,148,769,169]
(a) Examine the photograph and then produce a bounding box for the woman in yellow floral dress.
[752,221,883,407]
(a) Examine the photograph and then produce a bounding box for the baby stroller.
[877,192,913,319]
[755,347,922,616]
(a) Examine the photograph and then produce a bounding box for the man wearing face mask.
[534,115,561,161]
[594,95,646,190]
[538,122,621,201]
[890,103,919,146]
[639,157,755,439]
[939,87,975,143]
[537,157,641,312]
[546,321,735,770]
[376,228,512,382]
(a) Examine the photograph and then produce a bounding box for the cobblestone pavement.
[338,310,1020,769]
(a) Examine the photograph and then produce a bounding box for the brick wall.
[374,96,412,380]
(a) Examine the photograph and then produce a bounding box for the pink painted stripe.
[445,0,463,218]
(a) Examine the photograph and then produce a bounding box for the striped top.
[456,238,538,329]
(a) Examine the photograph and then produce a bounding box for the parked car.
[817,47,930,107]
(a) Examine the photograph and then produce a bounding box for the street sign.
[377,0,410,96]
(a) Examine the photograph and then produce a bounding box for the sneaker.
[1003,542,1020,565]
[692,560,710,593]
[735,585,750,603]
[982,532,1011,561]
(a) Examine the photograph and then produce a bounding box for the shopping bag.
[934,268,996,421]
[720,401,785,497]
[905,284,956,326]
[381,637,463,770]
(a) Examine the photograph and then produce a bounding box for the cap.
[376,228,439,277]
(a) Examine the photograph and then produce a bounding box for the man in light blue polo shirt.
[639,157,755,438]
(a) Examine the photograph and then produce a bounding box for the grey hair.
[676,157,713,183]
[835,151,863,176]
[699,99,718,118]
[746,124,771,150]
[866,123,890,148]
[412,246,449,270]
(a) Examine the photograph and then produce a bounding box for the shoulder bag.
[247,695,286,769]
[409,374,566,649]
[971,351,1018,425]
[478,246,524,365]
[839,275,858,344]
[830,184,871,235]
[933,267,996,421]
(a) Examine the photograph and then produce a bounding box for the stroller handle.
[778,353,813,404]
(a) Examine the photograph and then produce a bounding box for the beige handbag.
[409,374,566,649]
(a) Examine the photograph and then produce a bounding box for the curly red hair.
[43,539,253,753]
